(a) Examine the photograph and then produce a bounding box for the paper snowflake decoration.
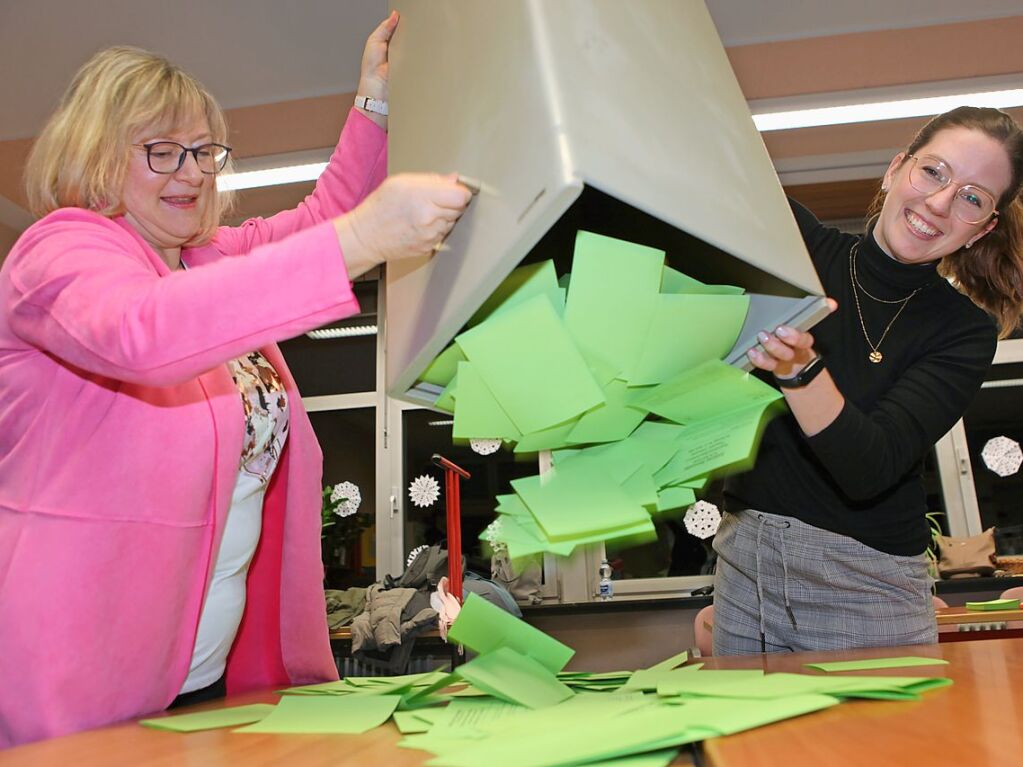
[482,519,508,551]
[329,481,362,517]
[409,474,441,508]
[471,438,503,455]
[406,544,429,568]
[684,500,721,540]
[981,436,1023,477]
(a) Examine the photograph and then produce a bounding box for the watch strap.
[354,95,389,116]
[774,354,826,389]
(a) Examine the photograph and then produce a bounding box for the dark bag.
[385,544,458,591]
[936,527,997,579]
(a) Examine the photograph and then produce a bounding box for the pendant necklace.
[848,241,923,364]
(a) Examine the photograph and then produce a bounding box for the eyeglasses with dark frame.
[135,141,232,175]
[905,154,999,225]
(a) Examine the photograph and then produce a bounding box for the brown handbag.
[936,527,997,579]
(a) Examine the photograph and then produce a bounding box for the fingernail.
[757,331,770,344]
[775,326,793,338]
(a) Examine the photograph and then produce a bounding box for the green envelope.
[434,373,457,413]
[234,695,400,734]
[512,460,651,542]
[627,293,750,386]
[456,294,605,434]
[513,417,582,454]
[454,646,575,709]
[636,358,781,425]
[562,230,664,376]
[452,361,521,441]
[804,656,951,672]
[420,344,467,387]
[565,379,648,446]
[661,265,744,296]
[965,598,1020,611]
[653,401,776,485]
[468,260,564,327]
[656,485,697,512]
[447,593,574,673]
[139,703,276,732]
[652,669,765,696]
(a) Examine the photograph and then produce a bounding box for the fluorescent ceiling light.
[217,80,1023,190]
[305,324,377,340]
[753,88,1023,132]
[427,419,455,427]
[218,162,328,191]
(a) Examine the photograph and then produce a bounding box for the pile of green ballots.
[141,593,954,767]
[418,230,785,558]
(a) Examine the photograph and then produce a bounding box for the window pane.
[279,280,377,396]
[607,481,723,581]
[962,362,1023,555]
[401,411,537,573]
[309,407,377,589]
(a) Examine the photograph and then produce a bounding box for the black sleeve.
[806,310,996,501]
[788,197,851,266]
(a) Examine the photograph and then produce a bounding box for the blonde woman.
[0,13,471,746]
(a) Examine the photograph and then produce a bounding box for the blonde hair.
[25,46,234,246]
[867,106,1023,338]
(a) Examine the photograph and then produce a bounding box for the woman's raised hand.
[358,12,398,106]
[334,173,473,276]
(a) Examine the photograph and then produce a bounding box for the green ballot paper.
[804,656,950,672]
[234,695,400,734]
[447,592,574,672]
[139,703,276,732]
[965,598,1020,611]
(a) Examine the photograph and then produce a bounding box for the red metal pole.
[451,470,462,602]
[432,454,470,604]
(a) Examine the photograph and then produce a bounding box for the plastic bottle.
[598,559,614,601]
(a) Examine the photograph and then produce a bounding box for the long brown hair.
[25,46,234,246]
[866,106,1023,338]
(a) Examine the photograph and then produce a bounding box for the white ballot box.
[385,0,828,406]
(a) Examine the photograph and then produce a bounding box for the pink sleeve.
[6,210,359,386]
[213,108,388,255]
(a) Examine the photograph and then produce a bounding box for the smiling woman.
[717,106,1023,657]
[120,117,224,266]
[0,12,474,748]
[23,45,236,253]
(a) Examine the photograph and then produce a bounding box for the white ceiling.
[1,1,1022,140]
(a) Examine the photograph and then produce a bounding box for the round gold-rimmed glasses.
[905,154,998,225]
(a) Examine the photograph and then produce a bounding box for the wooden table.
[701,638,1023,767]
[934,605,1023,626]
[4,640,1017,767]
[934,606,1023,642]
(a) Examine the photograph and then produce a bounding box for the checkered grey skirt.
[712,509,937,655]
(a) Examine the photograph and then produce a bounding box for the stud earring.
[965,241,974,250]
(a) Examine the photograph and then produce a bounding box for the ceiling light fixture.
[218,161,328,192]
[753,88,1023,132]
[304,324,377,340]
[215,81,1023,191]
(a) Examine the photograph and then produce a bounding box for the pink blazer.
[0,109,386,747]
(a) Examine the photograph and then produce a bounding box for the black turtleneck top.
[725,200,997,555]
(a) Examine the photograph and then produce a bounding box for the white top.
[179,351,290,694]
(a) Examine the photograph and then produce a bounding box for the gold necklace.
[848,241,923,364]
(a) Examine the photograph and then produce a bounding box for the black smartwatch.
[774,354,826,389]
